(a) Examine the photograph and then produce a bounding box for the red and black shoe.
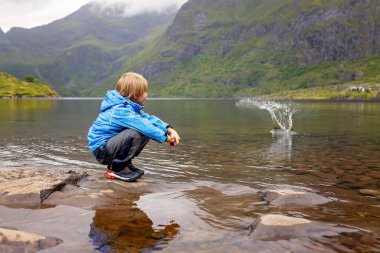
[126,163,145,177]
[105,168,140,182]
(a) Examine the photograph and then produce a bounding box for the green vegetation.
[0,72,59,98]
[24,75,38,83]
[88,0,380,99]
[90,52,380,99]
[262,84,379,100]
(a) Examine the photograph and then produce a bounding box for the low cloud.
[92,0,188,16]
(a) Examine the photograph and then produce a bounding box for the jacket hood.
[100,90,143,112]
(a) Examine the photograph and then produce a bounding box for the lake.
[0,98,379,252]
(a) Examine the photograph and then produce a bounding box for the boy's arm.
[111,107,168,143]
[140,110,172,132]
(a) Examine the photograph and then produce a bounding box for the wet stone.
[248,214,357,241]
[0,167,87,208]
[0,227,62,253]
[263,187,333,207]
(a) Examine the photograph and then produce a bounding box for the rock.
[0,227,62,253]
[0,204,96,252]
[0,167,183,252]
[195,181,258,196]
[0,167,153,209]
[0,167,87,208]
[248,214,357,241]
[359,189,380,197]
[264,187,333,206]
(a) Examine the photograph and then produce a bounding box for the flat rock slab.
[248,214,357,241]
[0,167,152,209]
[264,186,333,206]
[0,167,88,208]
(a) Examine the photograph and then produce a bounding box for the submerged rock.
[0,204,96,252]
[248,214,357,241]
[264,187,333,206]
[0,227,62,253]
[359,189,380,198]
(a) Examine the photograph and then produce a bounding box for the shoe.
[126,163,145,176]
[105,168,140,182]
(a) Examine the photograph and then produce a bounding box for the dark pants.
[92,128,150,172]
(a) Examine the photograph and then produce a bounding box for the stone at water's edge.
[0,227,62,253]
[248,214,357,241]
[0,167,88,208]
[0,166,152,209]
[264,188,333,206]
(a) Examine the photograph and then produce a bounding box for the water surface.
[0,98,379,252]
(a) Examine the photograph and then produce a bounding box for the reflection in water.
[0,99,56,114]
[89,206,180,252]
[267,130,295,162]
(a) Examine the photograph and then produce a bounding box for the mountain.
[89,0,380,98]
[2,0,380,98]
[0,2,177,96]
[0,72,58,97]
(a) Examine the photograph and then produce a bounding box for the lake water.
[0,98,379,252]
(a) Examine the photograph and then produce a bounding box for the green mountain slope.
[0,3,177,96]
[89,0,380,98]
[0,72,58,97]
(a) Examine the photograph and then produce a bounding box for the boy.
[87,72,181,182]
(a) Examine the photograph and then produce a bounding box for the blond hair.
[116,72,148,99]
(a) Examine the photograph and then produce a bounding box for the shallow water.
[0,98,379,252]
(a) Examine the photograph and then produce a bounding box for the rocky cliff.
[90,0,380,97]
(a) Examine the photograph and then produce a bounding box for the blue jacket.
[87,90,171,153]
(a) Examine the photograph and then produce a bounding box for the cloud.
[0,0,188,33]
[92,0,188,16]
[0,0,91,32]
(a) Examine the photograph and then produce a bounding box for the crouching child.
[87,72,181,182]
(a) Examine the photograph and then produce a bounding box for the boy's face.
[134,91,148,105]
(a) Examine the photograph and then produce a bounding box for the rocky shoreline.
[0,167,180,252]
[0,166,379,252]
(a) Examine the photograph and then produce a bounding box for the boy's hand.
[165,135,176,145]
[167,128,180,145]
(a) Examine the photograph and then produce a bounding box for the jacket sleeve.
[140,110,171,132]
[111,106,167,143]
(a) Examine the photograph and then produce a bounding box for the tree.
[24,75,38,83]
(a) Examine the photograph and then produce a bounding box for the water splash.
[236,98,298,131]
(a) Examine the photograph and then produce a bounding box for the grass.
[261,84,380,100]
[0,72,59,98]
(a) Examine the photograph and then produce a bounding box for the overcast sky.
[0,0,188,33]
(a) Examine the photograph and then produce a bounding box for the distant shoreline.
[1,96,380,102]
